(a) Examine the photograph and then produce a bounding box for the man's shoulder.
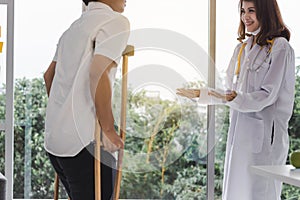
[104,13,130,32]
[109,13,129,26]
[91,8,130,30]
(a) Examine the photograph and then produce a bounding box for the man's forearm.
[44,61,56,96]
[94,70,115,133]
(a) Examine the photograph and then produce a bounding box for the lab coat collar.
[87,1,113,12]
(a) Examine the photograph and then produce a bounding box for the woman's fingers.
[176,88,200,98]
[207,90,237,102]
[177,88,237,102]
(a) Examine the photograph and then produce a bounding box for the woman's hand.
[224,90,237,101]
[208,90,237,102]
[177,88,237,102]
[176,88,200,98]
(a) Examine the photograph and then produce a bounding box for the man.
[43,0,129,199]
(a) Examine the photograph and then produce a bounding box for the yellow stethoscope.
[233,38,275,86]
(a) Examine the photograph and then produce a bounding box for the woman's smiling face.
[241,1,260,33]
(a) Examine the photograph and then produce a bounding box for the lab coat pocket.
[253,58,270,90]
[235,114,264,153]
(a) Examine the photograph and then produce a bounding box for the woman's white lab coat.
[222,37,295,200]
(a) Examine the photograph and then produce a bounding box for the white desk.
[250,165,300,187]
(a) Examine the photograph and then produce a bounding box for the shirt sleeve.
[226,40,295,112]
[52,43,59,62]
[53,35,64,62]
[94,15,130,65]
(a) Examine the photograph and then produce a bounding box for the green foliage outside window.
[0,65,299,199]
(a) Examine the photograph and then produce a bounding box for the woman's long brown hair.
[237,0,290,45]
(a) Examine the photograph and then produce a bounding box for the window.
[12,0,81,199]
[11,0,212,199]
[3,0,299,199]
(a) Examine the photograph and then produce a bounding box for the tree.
[0,78,66,198]
[0,66,300,199]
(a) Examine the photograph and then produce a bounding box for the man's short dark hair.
[82,0,99,6]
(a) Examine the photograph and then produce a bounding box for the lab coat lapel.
[237,39,260,91]
[245,43,261,70]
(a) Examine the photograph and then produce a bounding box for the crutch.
[94,120,101,200]
[53,174,59,200]
[113,45,134,200]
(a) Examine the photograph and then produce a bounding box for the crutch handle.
[123,45,135,57]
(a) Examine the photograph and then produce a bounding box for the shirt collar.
[87,2,113,12]
[244,36,252,44]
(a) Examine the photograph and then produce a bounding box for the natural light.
[0,0,299,199]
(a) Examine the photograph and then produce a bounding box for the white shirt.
[44,2,130,156]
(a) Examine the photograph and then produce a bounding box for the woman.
[177,0,295,199]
